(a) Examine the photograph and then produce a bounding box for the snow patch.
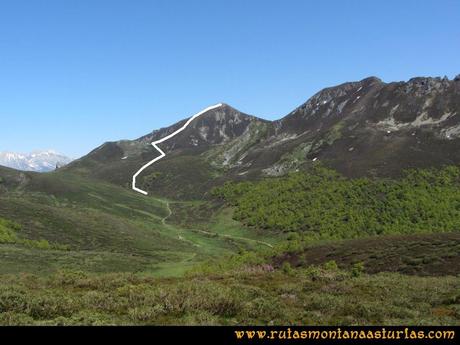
[0,150,72,172]
[337,99,349,113]
[441,124,460,139]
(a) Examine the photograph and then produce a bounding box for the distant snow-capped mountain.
[0,150,72,172]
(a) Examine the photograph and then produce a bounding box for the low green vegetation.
[212,165,460,240]
[0,169,276,275]
[0,217,19,243]
[0,217,67,251]
[0,264,457,325]
[0,165,459,325]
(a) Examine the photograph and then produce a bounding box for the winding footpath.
[157,198,273,249]
[193,229,274,249]
[161,201,172,225]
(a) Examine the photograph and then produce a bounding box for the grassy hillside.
[0,163,459,325]
[0,168,276,275]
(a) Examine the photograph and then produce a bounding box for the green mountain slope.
[0,166,276,275]
[212,165,460,239]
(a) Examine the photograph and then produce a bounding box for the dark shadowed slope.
[63,104,272,198]
[269,76,460,177]
[59,75,460,199]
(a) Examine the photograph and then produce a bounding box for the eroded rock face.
[267,76,460,177]
[278,76,459,137]
[137,104,270,152]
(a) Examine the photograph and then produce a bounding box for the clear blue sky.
[1,0,459,158]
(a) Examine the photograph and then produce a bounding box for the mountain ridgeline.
[0,75,459,326]
[62,75,460,198]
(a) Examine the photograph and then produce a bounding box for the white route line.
[132,103,224,195]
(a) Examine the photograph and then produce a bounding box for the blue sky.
[1,0,459,158]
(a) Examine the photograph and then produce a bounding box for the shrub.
[351,262,365,277]
[305,265,348,282]
[0,312,34,325]
[27,294,76,319]
[54,270,89,287]
[212,166,460,240]
[281,262,294,275]
[0,217,66,250]
[0,288,29,313]
[324,260,339,271]
[128,305,165,322]
[0,219,19,243]
[242,297,284,320]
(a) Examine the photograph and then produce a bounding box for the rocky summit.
[60,75,460,197]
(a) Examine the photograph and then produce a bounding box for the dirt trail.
[193,229,273,248]
[161,201,172,225]
[159,199,272,249]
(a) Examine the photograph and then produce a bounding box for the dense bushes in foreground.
[212,166,460,239]
[0,265,458,325]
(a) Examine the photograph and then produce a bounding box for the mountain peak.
[136,103,267,151]
[0,150,72,172]
[360,76,383,84]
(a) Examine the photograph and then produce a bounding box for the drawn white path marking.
[132,103,224,195]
